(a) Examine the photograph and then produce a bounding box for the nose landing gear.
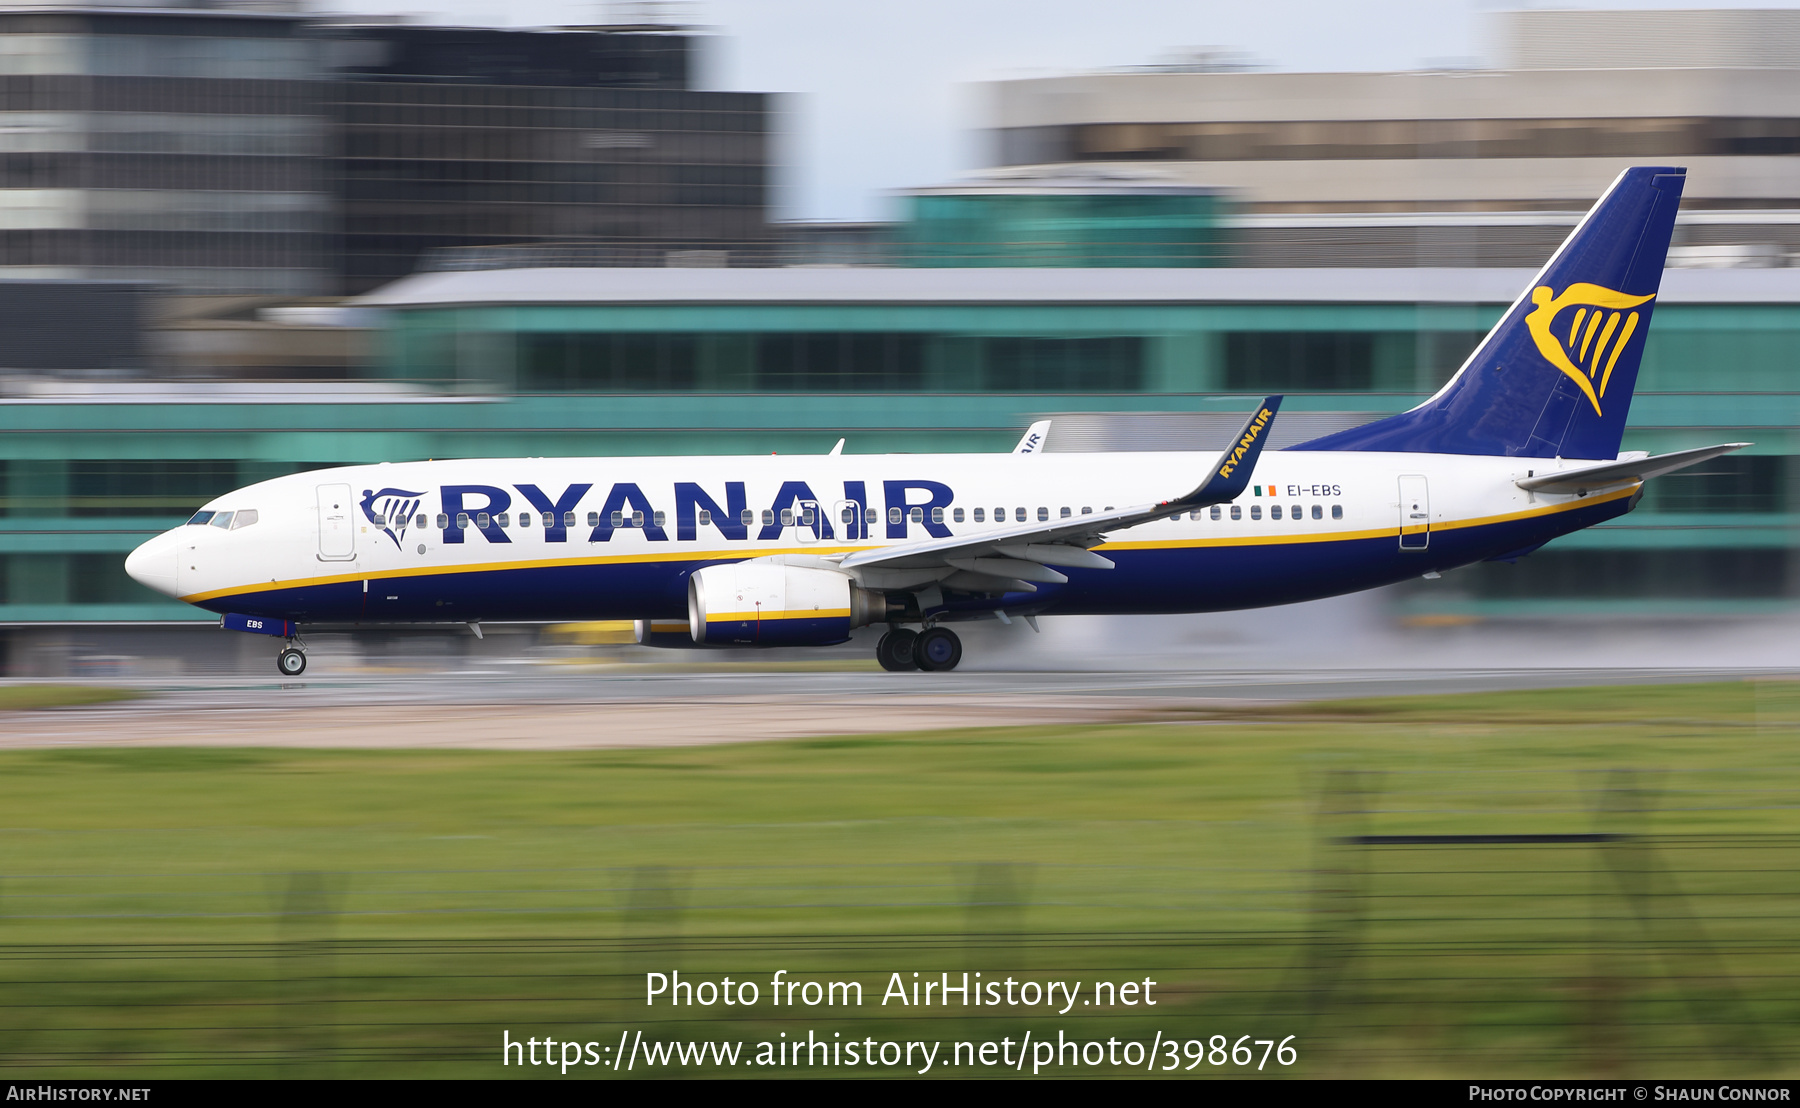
[277,642,307,676]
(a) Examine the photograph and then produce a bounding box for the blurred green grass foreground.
[2,680,1798,1078]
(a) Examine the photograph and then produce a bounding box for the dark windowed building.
[325,24,772,293]
[0,1,330,294]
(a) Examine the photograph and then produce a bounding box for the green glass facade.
[898,192,1229,267]
[1,291,1792,626]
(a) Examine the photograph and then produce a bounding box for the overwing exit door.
[317,483,356,560]
[834,499,862,541]
[1398,474,1429,551]
[793,500,821,543]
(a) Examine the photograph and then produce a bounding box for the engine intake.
[688,563,882,646]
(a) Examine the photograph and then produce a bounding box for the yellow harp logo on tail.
[1524,283,1656,417]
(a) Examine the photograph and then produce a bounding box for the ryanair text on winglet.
[1217,407,1274,480]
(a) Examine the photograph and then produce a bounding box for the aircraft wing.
[838,397,1281,592]
[1515,442,1751,494]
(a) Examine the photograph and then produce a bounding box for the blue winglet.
[1176,395,1281,507]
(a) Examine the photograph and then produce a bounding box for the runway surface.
[1,665,1790,749]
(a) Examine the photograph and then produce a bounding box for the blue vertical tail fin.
[1296,166,1685,459]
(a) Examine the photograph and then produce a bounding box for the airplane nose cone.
[125,531,180,598]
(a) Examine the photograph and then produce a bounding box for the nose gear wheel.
[277,648,307,676]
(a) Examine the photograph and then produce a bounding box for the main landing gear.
[277,642,307,676]
[876,625,962,672]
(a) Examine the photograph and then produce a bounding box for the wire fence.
[0,772,1792,1076]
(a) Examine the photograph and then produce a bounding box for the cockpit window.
[230,509,258,530]
[187,511,215,526]
[209,511,235,529]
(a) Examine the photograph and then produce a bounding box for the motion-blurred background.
[2,0,1797,674]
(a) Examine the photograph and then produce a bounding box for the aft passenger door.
[317,483,357,561]
[1398,474,1429,551]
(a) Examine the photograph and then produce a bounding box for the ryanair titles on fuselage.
[391,477,960,548]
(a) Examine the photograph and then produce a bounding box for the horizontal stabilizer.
[1516,443,1751,493]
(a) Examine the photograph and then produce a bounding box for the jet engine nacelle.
[687,563,882,646]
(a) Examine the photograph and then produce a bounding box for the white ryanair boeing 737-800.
[126,166,1745,675]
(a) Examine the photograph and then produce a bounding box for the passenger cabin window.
[1211,506,1221,520]
[437,513,449,529]
[1251,505,1262,520]
[456,513,470,529]
[698,509,712,526]
[1082,506,1093,514]
[209,511,235,529]
[416,514,427,529]
[841,506,855,524]
[764,509,776,527]
[496,512,510,528]
[801,507,814,526]
[974,508,985,522]
[611,511,624,527]
[654,511,666,527]
[1311,505,1322,520]
[1271,505,1282,520]
[1060,506,1071,519]
[1230,505,1242,520]
[1015,507,1026,522]
[587,512,600,527]
[476,512,490,529]
[741,509,755,527]
[909,507,923,524]
[931,507,944,524]
[230,509,258,530]
[780,509,794,526]
[889,507,901,525]
[186,511,214,526]
[865,507,878,525]
[519,512,532,528]
[1332,504,1344,519]
[953,507,964,523]
[1291,504,1301,520]
[632,511,645,528]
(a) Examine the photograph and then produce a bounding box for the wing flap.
[993,544,1116,569]
[946,556,1070,584]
